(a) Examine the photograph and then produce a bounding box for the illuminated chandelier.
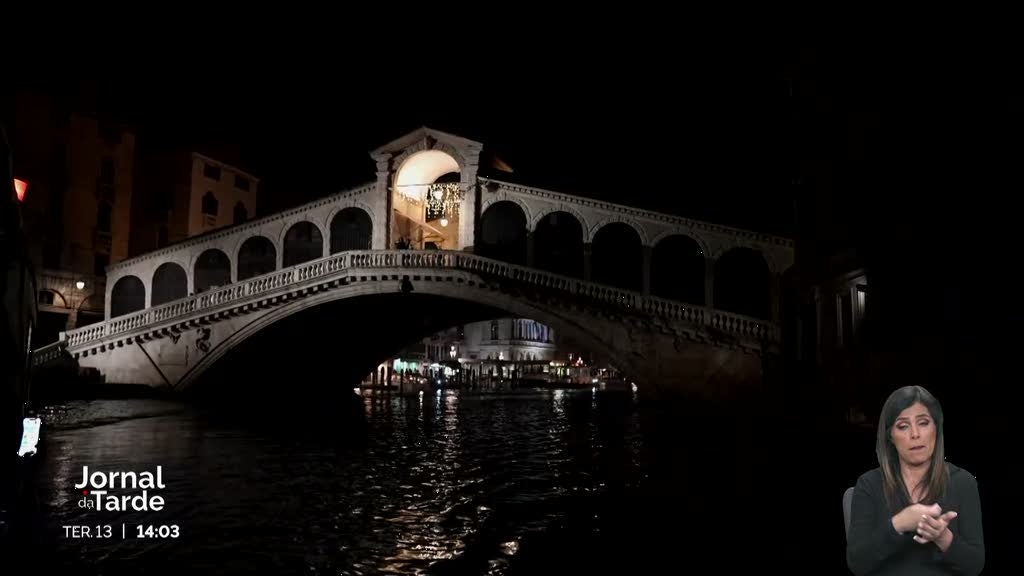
[425,182,463,224]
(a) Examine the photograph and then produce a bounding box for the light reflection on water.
[29,389,659,575]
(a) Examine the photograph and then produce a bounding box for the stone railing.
[57,250,779,351]
[31,340,67,367]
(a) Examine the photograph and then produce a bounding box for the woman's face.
[890,401,936,467]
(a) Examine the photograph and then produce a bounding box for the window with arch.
[202,191,219,217]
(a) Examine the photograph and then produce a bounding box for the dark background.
[8,38,1016,572]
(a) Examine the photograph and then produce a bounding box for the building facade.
[131,151,259,255]
[10,88,135,344]
[375,318,565,387]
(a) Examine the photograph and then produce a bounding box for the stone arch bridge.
[33,128,793,399]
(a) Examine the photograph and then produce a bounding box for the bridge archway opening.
[652,235,705,304]
[111,275,145,318]
[283,221,324,267]
[592,222,643,291]
[194,249,232,293]
[238,236,277,281]
[534,212,584,278]
[715,247,770,319]
[478,201,527,265]
[330,208,372,254]
[152,262,188,306]
[393,150,460,250]
[185,292,629,402]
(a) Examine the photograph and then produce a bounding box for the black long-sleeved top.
[847,462,985,575]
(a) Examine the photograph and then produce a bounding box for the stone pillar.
[458,150,481,252]
[386,366,393,387]
[65,308,79,331]
[526,231,536,268]
[705,257,715,309]
[583,243,593,282]
[135,265,154,310]
[641,245,653,296]
[371,153,392,251]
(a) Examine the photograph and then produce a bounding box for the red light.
[13,179,28,202]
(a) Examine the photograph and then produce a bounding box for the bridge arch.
[151,262,188,306]
[111,275,145,318]
[282,221,325,267]
[174,280,632,392]
[79,293,104,312]
[392,150,462,251]
[591,221,644,291]
[478,201,528,265]
[588,216,648,246]
[649,228,711,261]
[711,242,781,275]
[480,196,533,231]
[193,248,232,294]
[530,206,589,236]
[38,289,67,308]
[329,206,373,253]
[533,211,585,278]
[237,235,278,281]
[714,247,771,319]
[651,234,705,305]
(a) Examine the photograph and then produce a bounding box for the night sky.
[26,46,803,235]
[15,42,1017,343]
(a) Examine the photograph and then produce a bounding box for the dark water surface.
[16,388,853,574]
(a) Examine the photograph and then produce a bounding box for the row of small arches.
[479,202,772,318]
[111,208,372,317]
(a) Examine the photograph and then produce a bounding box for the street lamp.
[75,280,85,290]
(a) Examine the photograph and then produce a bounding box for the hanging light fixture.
[425,182,463,221]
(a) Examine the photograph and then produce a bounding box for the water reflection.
[30,389,662,574]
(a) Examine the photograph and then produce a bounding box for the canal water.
[12,388,858,574]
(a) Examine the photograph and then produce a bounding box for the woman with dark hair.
[847,386,985,575]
